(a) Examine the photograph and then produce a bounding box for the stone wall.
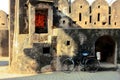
[10,0,55,73]
[0,10,8,28]
[54,29,120,64]
[57,0,120,28]
[0,10,9,57]
[11,29,120,73]
[10,0,120,73]
[111,0,120,27]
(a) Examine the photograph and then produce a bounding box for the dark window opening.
[63,20,65,24]
[109,16,111,25]
[85,21,87,25]
[69,6,71,13]
[1,23,5,25]
[66,41,70,46]
[89,6,91,13]
[80,6,82,8]
[79,13,82,21]
[114,22,116,25]
[90,16,92,23]
[98,5,100,8]
[35,9,48,34]
[94,22,96,25]
[102,22,106,25]
[68,0,71,13]
[98,13,100,21]
[43,47,50,54]
[56,7,58,10]
[109,7,111,14]
[73,21,76,24]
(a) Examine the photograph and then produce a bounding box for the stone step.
[100,62,117,68]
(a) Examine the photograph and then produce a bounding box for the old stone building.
[0,10,9,56]
[58,0,120,28]
[71,0,90,28]
[9,0,120,73]
[111,0,120,27]
[91,0,109,27]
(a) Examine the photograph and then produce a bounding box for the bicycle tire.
[84,58,100,72]
[80,57,87,67]
[61,58,74,73]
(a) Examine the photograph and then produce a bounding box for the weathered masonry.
[0,10,9,57]
[9,0,120,73]
[57,0,120,28]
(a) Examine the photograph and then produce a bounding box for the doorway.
[95,35,115,64]
[0,30,9,68]
[0,30,9,57]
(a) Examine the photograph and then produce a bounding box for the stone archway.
[95,35,116,64]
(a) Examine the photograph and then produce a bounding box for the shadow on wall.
[57,29,120,63]
[53,7,81,28]
[23,43,54,73]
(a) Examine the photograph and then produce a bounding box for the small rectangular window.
[94,22,96,25]
[68,0,71,13]
[109,16,111,25]
[98,13,100,21]
[68,1,71,13]
[73,21,76,24]
[109,7,111,14]
[43,47,50,54]
[98,6,100,8]
[69,6,71,13]
[89,6,91,13]
[80,6,82,8]
[114,22,116,25]
[79,13,82,21]
[85,21,87,25]
[90,16,92,23]
[102,22,106,25]
[66,41,70,46]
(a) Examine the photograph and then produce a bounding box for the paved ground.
[0,57,120,80]
[1,71,120,80]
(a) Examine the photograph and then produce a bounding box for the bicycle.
[61,50,100,73]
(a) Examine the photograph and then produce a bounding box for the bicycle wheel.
[61,58,74,73]
[85,58,100,72]
[80,57,86,67]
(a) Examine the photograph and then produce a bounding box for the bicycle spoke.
[85,58,100,72]
[62,58,74,73]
